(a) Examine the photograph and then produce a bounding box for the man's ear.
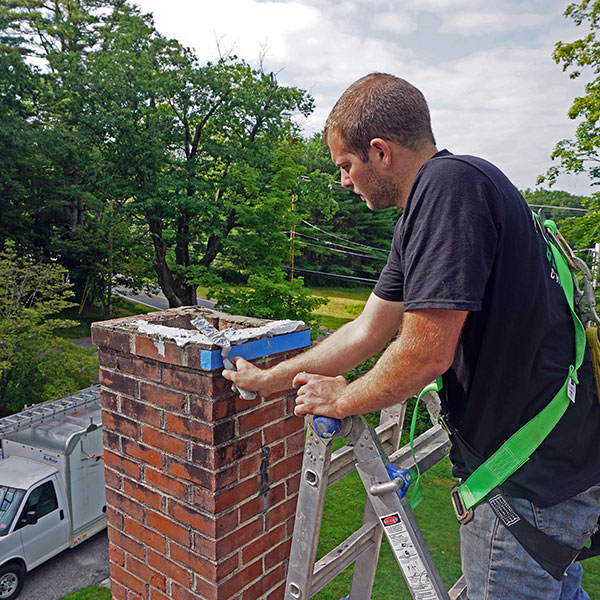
[369,138,392,167]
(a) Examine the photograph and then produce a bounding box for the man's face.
[328,134,399,210]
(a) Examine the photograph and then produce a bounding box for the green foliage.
[59,586,111,600]
[210,272,328,335]
[0,241,97,415]
[542,1,600,186]
[522,187,589,223]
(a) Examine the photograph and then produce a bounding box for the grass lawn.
[59,586,111,600]
[56,296,155,339]
[310,286,370,330]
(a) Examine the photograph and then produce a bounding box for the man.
[223,73,600,599]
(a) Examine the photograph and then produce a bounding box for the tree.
[544,1,600,185]
[0,242,97,416]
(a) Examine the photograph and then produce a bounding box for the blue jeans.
[460,485,600,599]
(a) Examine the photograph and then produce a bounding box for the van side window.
[15,481,59,530]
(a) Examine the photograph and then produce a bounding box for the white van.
[0,387,106,599]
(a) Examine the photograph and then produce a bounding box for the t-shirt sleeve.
[375,157,499,311]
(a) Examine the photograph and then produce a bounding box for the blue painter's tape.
[199,329,311,370]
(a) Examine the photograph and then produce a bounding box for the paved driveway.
[20,530,109,600]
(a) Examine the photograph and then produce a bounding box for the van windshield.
[0,487,25,536]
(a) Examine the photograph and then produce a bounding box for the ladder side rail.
[449,576,468,600]
[348,417,450,600]
[327,416,407,487]
[285,423,336,600]
[379,401,406,452]
[0,385,101,436]
[304,423,453,599]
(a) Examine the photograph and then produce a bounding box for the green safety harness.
[409,214,600,581]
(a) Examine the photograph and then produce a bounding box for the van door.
[16,479,69,569]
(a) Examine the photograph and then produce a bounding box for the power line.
[528,204,588,213]
[287,266,379,284]
[301,220,390,253]
[299,240,387,261]
[288,231,388,258]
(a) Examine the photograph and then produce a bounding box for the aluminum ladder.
[284,398,467,600]
[0,385,101,437]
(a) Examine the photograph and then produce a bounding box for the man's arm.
[222,292,404,398]
[293,308,467,418]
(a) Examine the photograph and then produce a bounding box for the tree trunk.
[148,219,185,307]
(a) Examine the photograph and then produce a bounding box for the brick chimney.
[91,307,310,600]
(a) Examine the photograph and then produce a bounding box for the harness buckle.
[451,485,473,524]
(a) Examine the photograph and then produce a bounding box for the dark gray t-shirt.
[373,150,600,506]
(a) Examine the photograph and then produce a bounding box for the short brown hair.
[324,73,436,161]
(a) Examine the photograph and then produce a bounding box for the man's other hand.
[293,372,348,418]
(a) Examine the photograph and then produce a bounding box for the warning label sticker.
[379,512,439,599]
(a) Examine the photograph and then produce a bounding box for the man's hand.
[292,372,349,418]
[222,357,277,399]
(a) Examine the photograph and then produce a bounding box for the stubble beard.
[362,170,401,211]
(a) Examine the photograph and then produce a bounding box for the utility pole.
[289,194,296,281]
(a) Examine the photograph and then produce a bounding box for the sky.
[132,0,593,196]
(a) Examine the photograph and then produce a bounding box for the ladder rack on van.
[0,385,101,437]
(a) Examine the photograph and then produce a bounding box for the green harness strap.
[456,218,586,510]
[410,216,587,511]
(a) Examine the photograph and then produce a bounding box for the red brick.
[142,425,187,457]
[234,392,262,413]
[238,402,284,435]
[146,508,190,546]
[192,431,262,470]
[286,430,305,455]
[217,558,263,600]
[190,395,236,420]
[239,484,285,525]
[286,473,301,497]
[165,458,215,489]
[145,467,190,499]
[104,466,122,491]
[100,388,119,411]
[150,588,171,600]
[265,497,297,531]
[91,325,131,353]
[102,409,140,440]
[167,499,217,536]
[104,449,142,480]
[215,476,262,513]
[268,441,286,465]
[241,523,285,564]
[106,487,144,522]
[120,395,163,428]
[100,368,138,398]
[141,382,188,412]
[172,581,210,600]
[116,353,162,382]
[265,539,292,571]
[109,578,127,600]
[193,486,216,514]
[171,542,238,582]
[263,415,303,445]
[123,478,163,512]
[266,581,285,600]
[163,366,230,396]
[126,554,167,591]
[124,516,167,554]
[110,563,147,598]
[239,452,262,480]
[147,548,192,587]
[135,334,186,366]
[166,413,234,445]
[218,518,264,560]
[109,544,125,567]
[106,506,124,530]
[122,437,164,470]
[269,454,303,484]
[103,429,120,452]
[241,564,286,600]
[108,526,146,561]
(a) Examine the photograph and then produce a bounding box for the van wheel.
[0,563,24,600]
